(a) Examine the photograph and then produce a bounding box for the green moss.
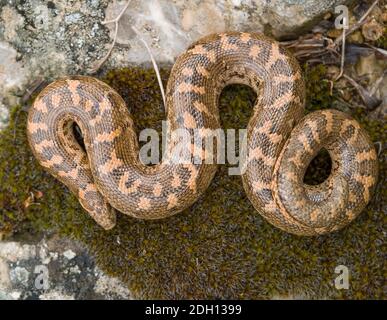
[304,64,333,112]
[0,66,385,299]
[375,33,387,50]
[0,107,87,238]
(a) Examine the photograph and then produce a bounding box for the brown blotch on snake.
[27,32,378,235]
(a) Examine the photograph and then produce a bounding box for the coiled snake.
[27,32,378,235]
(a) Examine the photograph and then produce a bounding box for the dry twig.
[88,0,166,110]
[369,70,386,96]
[343,73,382,109]
[89,0,132,74]
[22,77,45,104]
[334,0,380,45]
[131,26,166,110]
[335,22,347,80]
[374,141,383,157]
[281,0,381,66]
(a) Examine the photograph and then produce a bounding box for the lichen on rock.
[0,235,133,299]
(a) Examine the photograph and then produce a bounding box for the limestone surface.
[0,235,132,300]
[0,0,352,126]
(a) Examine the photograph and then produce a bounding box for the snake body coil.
[27,32,378,235]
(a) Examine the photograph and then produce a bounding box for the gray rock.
[0,258,11,290]
[0,41,28,109]
[39,290,75,300]
[94,268,133,300]
[0,102,9,131]
[0,6,25,42]
[0,242,36,263]
[0,236,132,300]
[104,0,352,64]
[0,290,22,300]
[63,249,76,260]
[0,0,352,117]
[10,267,30,287]
[0,1,110,93]
[64,12,83,24]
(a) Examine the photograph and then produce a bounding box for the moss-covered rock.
[0,66,385,299]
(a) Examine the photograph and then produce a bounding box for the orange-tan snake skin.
[27,32,378,235]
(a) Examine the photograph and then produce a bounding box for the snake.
[27,32,378,235]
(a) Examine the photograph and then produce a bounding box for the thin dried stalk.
[132,26,166,111]
[343,74,382,109]
[335,23,347,80]
[334,0,380,45]
[89,0,132,74]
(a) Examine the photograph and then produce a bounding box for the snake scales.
[27,32,378,235]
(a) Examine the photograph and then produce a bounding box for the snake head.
[78,190,117,230]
